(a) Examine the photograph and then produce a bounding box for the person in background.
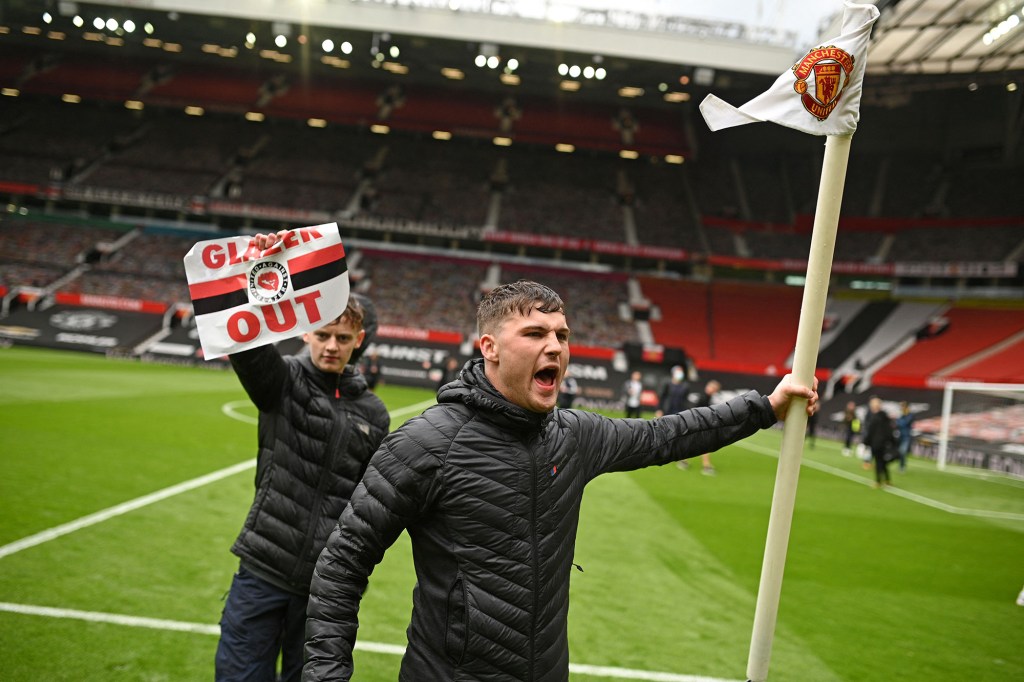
[691,379,722,475]
[806,409,819,449]
[302,280,819,681]
[558,367,579,409]
[842,400,860,457]
[657,365,692,468]
[214,234,391,682]
[437,355,462,391]
[623,370,644,419]
[895,401,915,473]
[657,365,690,417]
[863,396,895,488]
[360,349,383,392]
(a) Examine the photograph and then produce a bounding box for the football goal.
[933,381,1024,473]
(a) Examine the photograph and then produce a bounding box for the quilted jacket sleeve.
[228,345,289,413]
[574,390,777,480]
[303,416,444,681]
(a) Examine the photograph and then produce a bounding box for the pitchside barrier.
[0,303,165,356]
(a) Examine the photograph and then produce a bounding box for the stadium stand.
[96,230,194,281]
[888,223,1023,263]
[628,161,704,252]
[229,122,377,211]
[0,98,143,184]
[143,63,268,111]
[0,220,122,267]
[358,249,486,338]
[873,306,1024,385]
[7,55,150,102]
[636,276,712,361]
[80,113,261,196]
[501,264,637,348]
[497,146,627,242]
[362,135,494,227]
[939,339,1024,382]
[0,261,67,289]
[707,281,802,371]
[63,269,190,305]
[0,20,1020,400]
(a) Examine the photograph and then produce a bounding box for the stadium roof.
[1,0,1020,108]
[861,0,1024,75]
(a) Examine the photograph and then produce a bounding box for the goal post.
[936,381,1024,471]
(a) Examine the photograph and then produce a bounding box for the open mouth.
[534,367,558,388]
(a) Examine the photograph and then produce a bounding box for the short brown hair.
[477,280,565,335]
[331,295,364,330]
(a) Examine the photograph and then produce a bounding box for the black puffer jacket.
[229,345,390,594]
[304,358,776,680]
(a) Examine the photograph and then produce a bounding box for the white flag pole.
[746,133,853,682]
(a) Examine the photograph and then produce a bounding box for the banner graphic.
[183,223,349,358]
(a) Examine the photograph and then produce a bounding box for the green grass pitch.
[1,346,1022,681]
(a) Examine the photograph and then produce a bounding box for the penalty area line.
[0,602,740,682]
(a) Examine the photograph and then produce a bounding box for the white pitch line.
[0,459,257,560]
[738,441,1024,522]
[385,398,438,419]
[0,602,740,682]
[6,394,742,682]
[0,601,220,635]
[1,397,437,561]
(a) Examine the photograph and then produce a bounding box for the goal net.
[914,382,1024,477]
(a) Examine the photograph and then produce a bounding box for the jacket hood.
[297,352,368,399]
[348,292,377,366]
[438,357,551,433]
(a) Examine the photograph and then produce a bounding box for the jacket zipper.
[528,443,539,682]
[292,379,346,583]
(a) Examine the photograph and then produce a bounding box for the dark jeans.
[871,448,891,484]
[215,565,308,682]
[898,437,911,471]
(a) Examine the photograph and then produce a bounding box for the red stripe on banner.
[188,274,247,300]
[288,243,345,275]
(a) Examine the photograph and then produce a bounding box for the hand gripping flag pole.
[699,3,880,681]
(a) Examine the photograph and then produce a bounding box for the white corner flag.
[699,4,881,682]
[700,2,879,136]
[183,223,350,359]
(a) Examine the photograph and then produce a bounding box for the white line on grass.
[738,441,1024,522]
[385,398,438,419]
[222,397,436,426]
[1,398,438,561]
[0,602,741,682]
[0,459,257,559]
[6,396,742,681]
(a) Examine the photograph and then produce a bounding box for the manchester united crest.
[792,45,856,122]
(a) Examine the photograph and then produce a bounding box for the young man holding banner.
[302,280,817,681]
[215,291,390,682]
[182,224,389,679]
